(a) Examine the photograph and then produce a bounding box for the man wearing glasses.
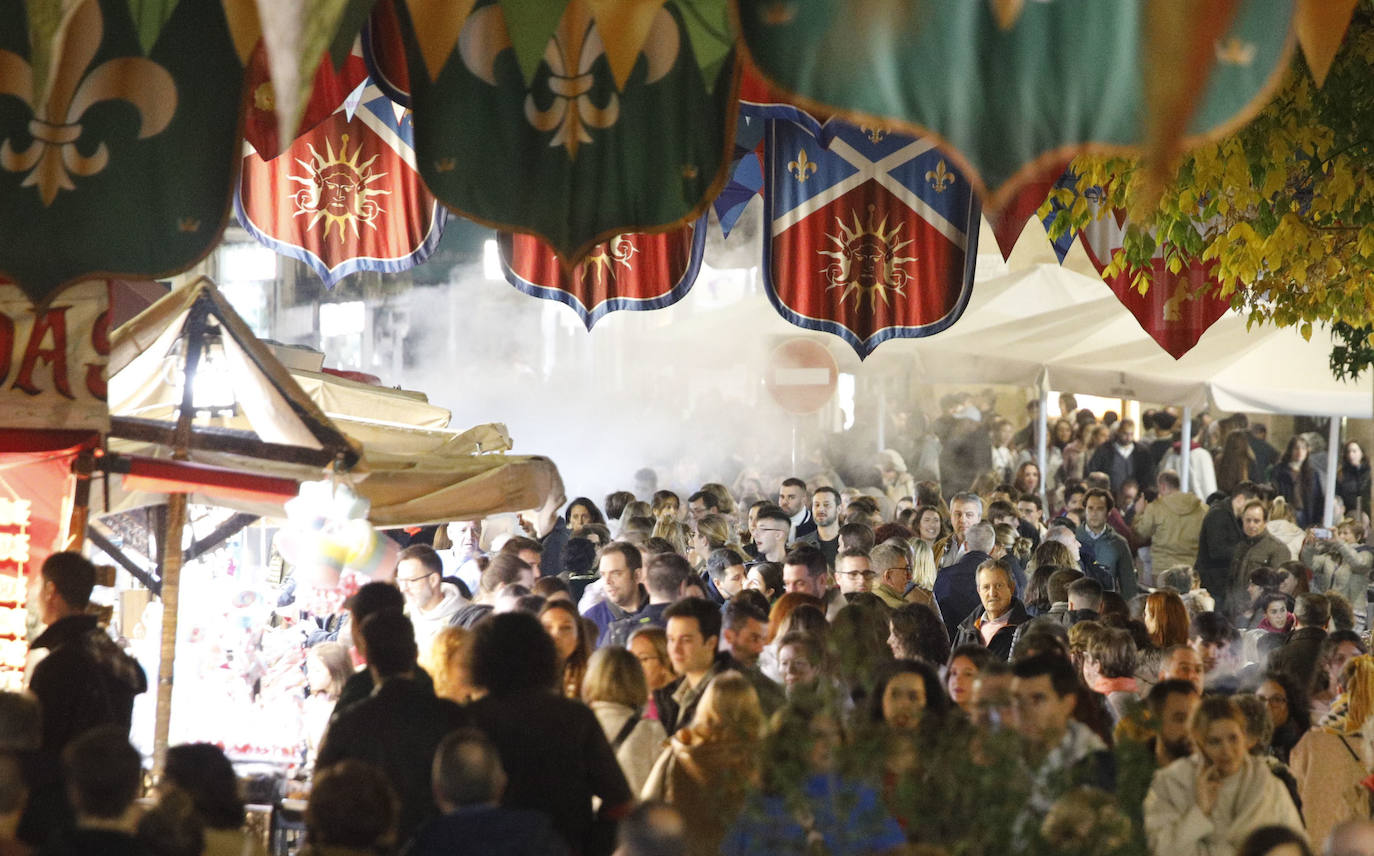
[870,542,911,608]
[834,548,877,596]
[395,544,466,653]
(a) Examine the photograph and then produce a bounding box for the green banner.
[0,0,243,303]
[738,0,1294,201]
[401,0,736,262]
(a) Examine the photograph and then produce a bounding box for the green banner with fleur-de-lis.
[0,0,243,303]
[388,0,737,265]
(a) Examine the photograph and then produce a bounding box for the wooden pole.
[151,299,208,781]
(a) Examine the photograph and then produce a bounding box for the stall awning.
[115,456,301,507]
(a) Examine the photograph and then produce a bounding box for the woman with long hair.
[1253,670,1310,764]
[759,593,825,682]
[540,600,590,699]
[1216,430,1258,494]
[642,673,765,856]
[1290,655,1374,846]
[565,497,606,533]
[1143,590,1190,648]
[1027,539,1081,576]
[303,642,353,768]
[1013,462,1042,498]
[583,647,668,795]
[1274,435,1324,528]
[1337,440,1372,518]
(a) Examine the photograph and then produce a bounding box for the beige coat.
[590,700,668,797]
[1290,728,1373,848]
[642,733,759,856]
[1133,492,1207,573]
[1144,754,1305,856]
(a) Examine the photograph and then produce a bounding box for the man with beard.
[778,478,817,542]
[1145,680,1201,767]
[811,486,841,567]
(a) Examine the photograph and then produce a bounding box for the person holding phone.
[1302,519,1374,610]
[1144,695,1305,856]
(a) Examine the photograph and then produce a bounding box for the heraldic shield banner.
[499,216,706,330]
[762,113,980,358]
[236,86,448,288]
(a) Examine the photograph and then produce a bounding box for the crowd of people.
[4,395,1374,856]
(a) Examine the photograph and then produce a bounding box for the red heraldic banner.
[1079,208,1231,359]
[761,112,980,358]
[241,40,370,158]
[236,86,447,288]
[499,217,707,330]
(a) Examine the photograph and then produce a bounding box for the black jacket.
[1337,462,1372,517]
[1273,464,1324,528]
[952,599,1030,661]
[1086,444,1156,495]
[316,676,469,843]
[1268,626,1328,690]
[467,688,632,853]
[402,804,570,856]
[1195,502,1243,592]
[28,615,147,757]
[933,550,991,639]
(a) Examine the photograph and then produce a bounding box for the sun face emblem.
[289,134,390,241]
[818,206,917,309]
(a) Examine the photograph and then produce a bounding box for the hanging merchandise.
[759,109,980,358]
[236,84,448,287]
[276,479,398,592]
[499,216,706,330]
[375,0,738,265]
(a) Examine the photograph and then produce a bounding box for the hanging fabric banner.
[761,111,980,358]
[737,0,1294,207]
[236,85,448,288]
[0,279,109,432]
[242,39,371,158]
[0,0,244,304]
[1078,202,1232,359]
[713,111,766,239]
[499,216,706,330]
[384,0,737,265]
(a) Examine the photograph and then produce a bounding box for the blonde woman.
[1290,655,1374,847]
[583,647,669,795]
[642,673,765,856]
[427,625,478,703]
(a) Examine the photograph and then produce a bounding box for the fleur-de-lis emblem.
[926,159,955,193]
[1215,36,1256,66]
[0,2,177,206]
[788,149,818,182]
[861,125,887,143]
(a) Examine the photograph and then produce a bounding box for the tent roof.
[103,279,565,526]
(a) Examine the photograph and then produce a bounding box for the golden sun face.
[289,134,391,241]
[818,206,917,309]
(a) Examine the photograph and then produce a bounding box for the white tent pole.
[1179,407,1192,495]
[877,384,887,453]
[1037,378,1049,507]
[1325,416,1340,527]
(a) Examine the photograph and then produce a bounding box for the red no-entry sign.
[765,338,838,415]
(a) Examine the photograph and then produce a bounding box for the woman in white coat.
[582,646,668,796]
[1145,695,1306,856]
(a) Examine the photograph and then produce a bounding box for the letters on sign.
[0,281,109,431]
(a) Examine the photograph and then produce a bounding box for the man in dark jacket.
[1193,482,1262,613]
[1268,593,1331,687]
[406,728,569,856]
[1086,419,1155,496]
[316,609,468,844]
[934,522,996,639]
[953,558,1030,661]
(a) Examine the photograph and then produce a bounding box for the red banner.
[236,87,447,288]
[242,41,370,158]
[499,218,706,330]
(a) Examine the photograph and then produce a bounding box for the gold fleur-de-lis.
[861,125,887,143]
[788,149,817,182]
[926,159,955,193]
[0,2,177,206]
[1215,37,1256,66]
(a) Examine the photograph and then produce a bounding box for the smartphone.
[1312,528,1333,540]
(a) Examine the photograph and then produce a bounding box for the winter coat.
[641,733,760,856]
[1267,519,1307,563]
[1133,491,1207,574]
[1337,461,1372,517]
[1290,727,1373,848]
[27,615,147,758]
[1196,502,1244,606]
[590,700,668,797]
[1228,532,1292,614]
[952,599,1030,661]
[1273,464,1325,528]
[1143,754,1305,856]
[1304,540,1374,606]
[1078,524,1138,599]
[1088,442,1157,495]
